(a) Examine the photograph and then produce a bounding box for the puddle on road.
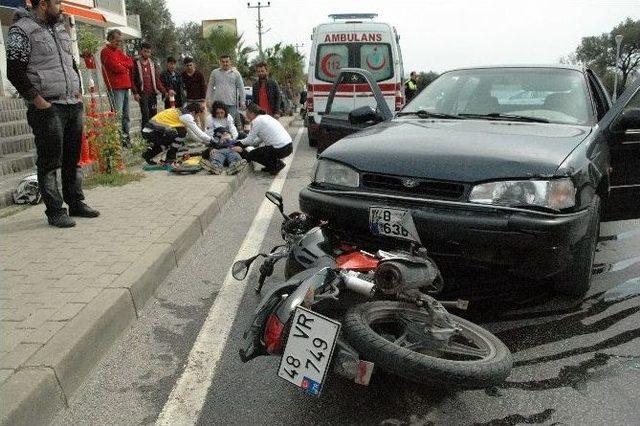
[592,256,640,276]
[604,277,640,302]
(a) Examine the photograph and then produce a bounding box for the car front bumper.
[299,187,593,279]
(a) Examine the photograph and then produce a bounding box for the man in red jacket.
[132,42,168,128]
[100,29,133,146]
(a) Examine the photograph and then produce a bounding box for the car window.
[316,44,349,82]
[621,87,640,131]
[405,68,594,125]
[358,44,393,82]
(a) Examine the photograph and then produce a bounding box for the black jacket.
[160,70,185,105]
[252,78,281,115]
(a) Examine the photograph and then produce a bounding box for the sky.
[165,0,640,74]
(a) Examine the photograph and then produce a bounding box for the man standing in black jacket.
[160,56,185,109]
[252,62,281,118]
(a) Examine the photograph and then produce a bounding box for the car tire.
[308,132,318,147]
[552,195,601,298]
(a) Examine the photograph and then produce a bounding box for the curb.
[0,118,296,426]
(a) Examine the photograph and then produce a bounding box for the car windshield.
[403,68,593,125]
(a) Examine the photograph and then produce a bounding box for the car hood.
[320,119,592,182]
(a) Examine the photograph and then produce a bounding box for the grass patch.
[84,171,145,189]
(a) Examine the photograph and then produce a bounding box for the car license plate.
[369,207,421,243]
[277,307,341,396]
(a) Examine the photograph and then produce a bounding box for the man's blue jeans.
[110,89,131,139]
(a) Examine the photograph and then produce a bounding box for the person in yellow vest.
[405,71,420,103]
[141,102,213,165]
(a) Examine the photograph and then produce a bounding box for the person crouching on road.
[236,104,293,175]
[141,102,212,165]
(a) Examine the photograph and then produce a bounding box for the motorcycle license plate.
[277,307,341,396]
[369,207,421,243]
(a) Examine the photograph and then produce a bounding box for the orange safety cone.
[78,133,95,166]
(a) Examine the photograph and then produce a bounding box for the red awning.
[61,4,106,24]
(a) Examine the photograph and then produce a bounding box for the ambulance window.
[316,44,349,82]
[359,44,393,82]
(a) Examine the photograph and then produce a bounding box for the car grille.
[361,173,466,200]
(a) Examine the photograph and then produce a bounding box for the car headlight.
[469,178,575,210]
[313,159,360,188]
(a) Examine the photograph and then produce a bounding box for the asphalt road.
[54,122,640,426]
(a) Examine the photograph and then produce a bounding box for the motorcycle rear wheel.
[343,301,512,389]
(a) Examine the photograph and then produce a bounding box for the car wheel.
[308,132,318,147]
[552,195,601,298]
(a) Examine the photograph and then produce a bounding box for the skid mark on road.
[156,127,304,425]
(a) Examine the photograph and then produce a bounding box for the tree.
[575,18,640,96]
[259,43,306,91]
[125,0,179,61]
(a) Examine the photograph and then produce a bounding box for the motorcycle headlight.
[469,178,575,210]
[313,159,360,188]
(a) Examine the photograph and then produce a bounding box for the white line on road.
[156,127,304,425]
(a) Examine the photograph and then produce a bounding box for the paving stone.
[14,308,57,330]
[48,303,86,322]
[22,322,66,344]
[0,368,13,385]
[0,343,42,369]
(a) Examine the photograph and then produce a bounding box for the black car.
[300,66,640,297]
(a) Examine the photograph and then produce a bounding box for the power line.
[247,1,271,58]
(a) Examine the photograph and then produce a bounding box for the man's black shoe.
[48,212,76,228]
[263,161,286,176]
[143,153,158,165]
[69,202,100,218]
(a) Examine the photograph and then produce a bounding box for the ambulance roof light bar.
[328,13,378,21]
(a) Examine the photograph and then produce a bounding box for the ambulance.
[306,13,405,146]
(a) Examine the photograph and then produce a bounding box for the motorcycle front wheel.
[343,301,512,389]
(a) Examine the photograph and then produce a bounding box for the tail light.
[264,314,285,354]
[306,94,314,112]
[395,90,404,111]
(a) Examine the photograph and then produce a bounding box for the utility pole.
[294,43,304,54]
[247,2,271,58]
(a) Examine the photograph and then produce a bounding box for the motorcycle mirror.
[265,191,287,219]
[232,254,262,280]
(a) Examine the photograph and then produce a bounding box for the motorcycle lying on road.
[232,192,512,395]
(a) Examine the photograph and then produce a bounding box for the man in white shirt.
[236,103,293,175]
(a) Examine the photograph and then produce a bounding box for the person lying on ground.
[235,103,293,176]
[200,127,247,176]
[141,102,213,165]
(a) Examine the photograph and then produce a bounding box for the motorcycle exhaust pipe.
[342,271,375,297]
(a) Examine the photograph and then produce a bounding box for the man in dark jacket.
[132,42,167,128]
[6,0,99,227]
[252,62,281,118]
[160,56,185,109]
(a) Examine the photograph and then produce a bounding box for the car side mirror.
[299,91,307,105]
[613,108,640,133]
[349,106,383,125]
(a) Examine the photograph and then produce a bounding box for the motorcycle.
[232,192,513,395]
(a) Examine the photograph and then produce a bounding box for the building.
[0,0,141,97]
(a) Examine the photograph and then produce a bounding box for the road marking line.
[157,127,304,425]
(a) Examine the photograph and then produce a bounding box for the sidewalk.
[0,116,296,425]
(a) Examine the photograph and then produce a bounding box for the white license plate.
[369,207,421,243]
[277,307,341,396]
